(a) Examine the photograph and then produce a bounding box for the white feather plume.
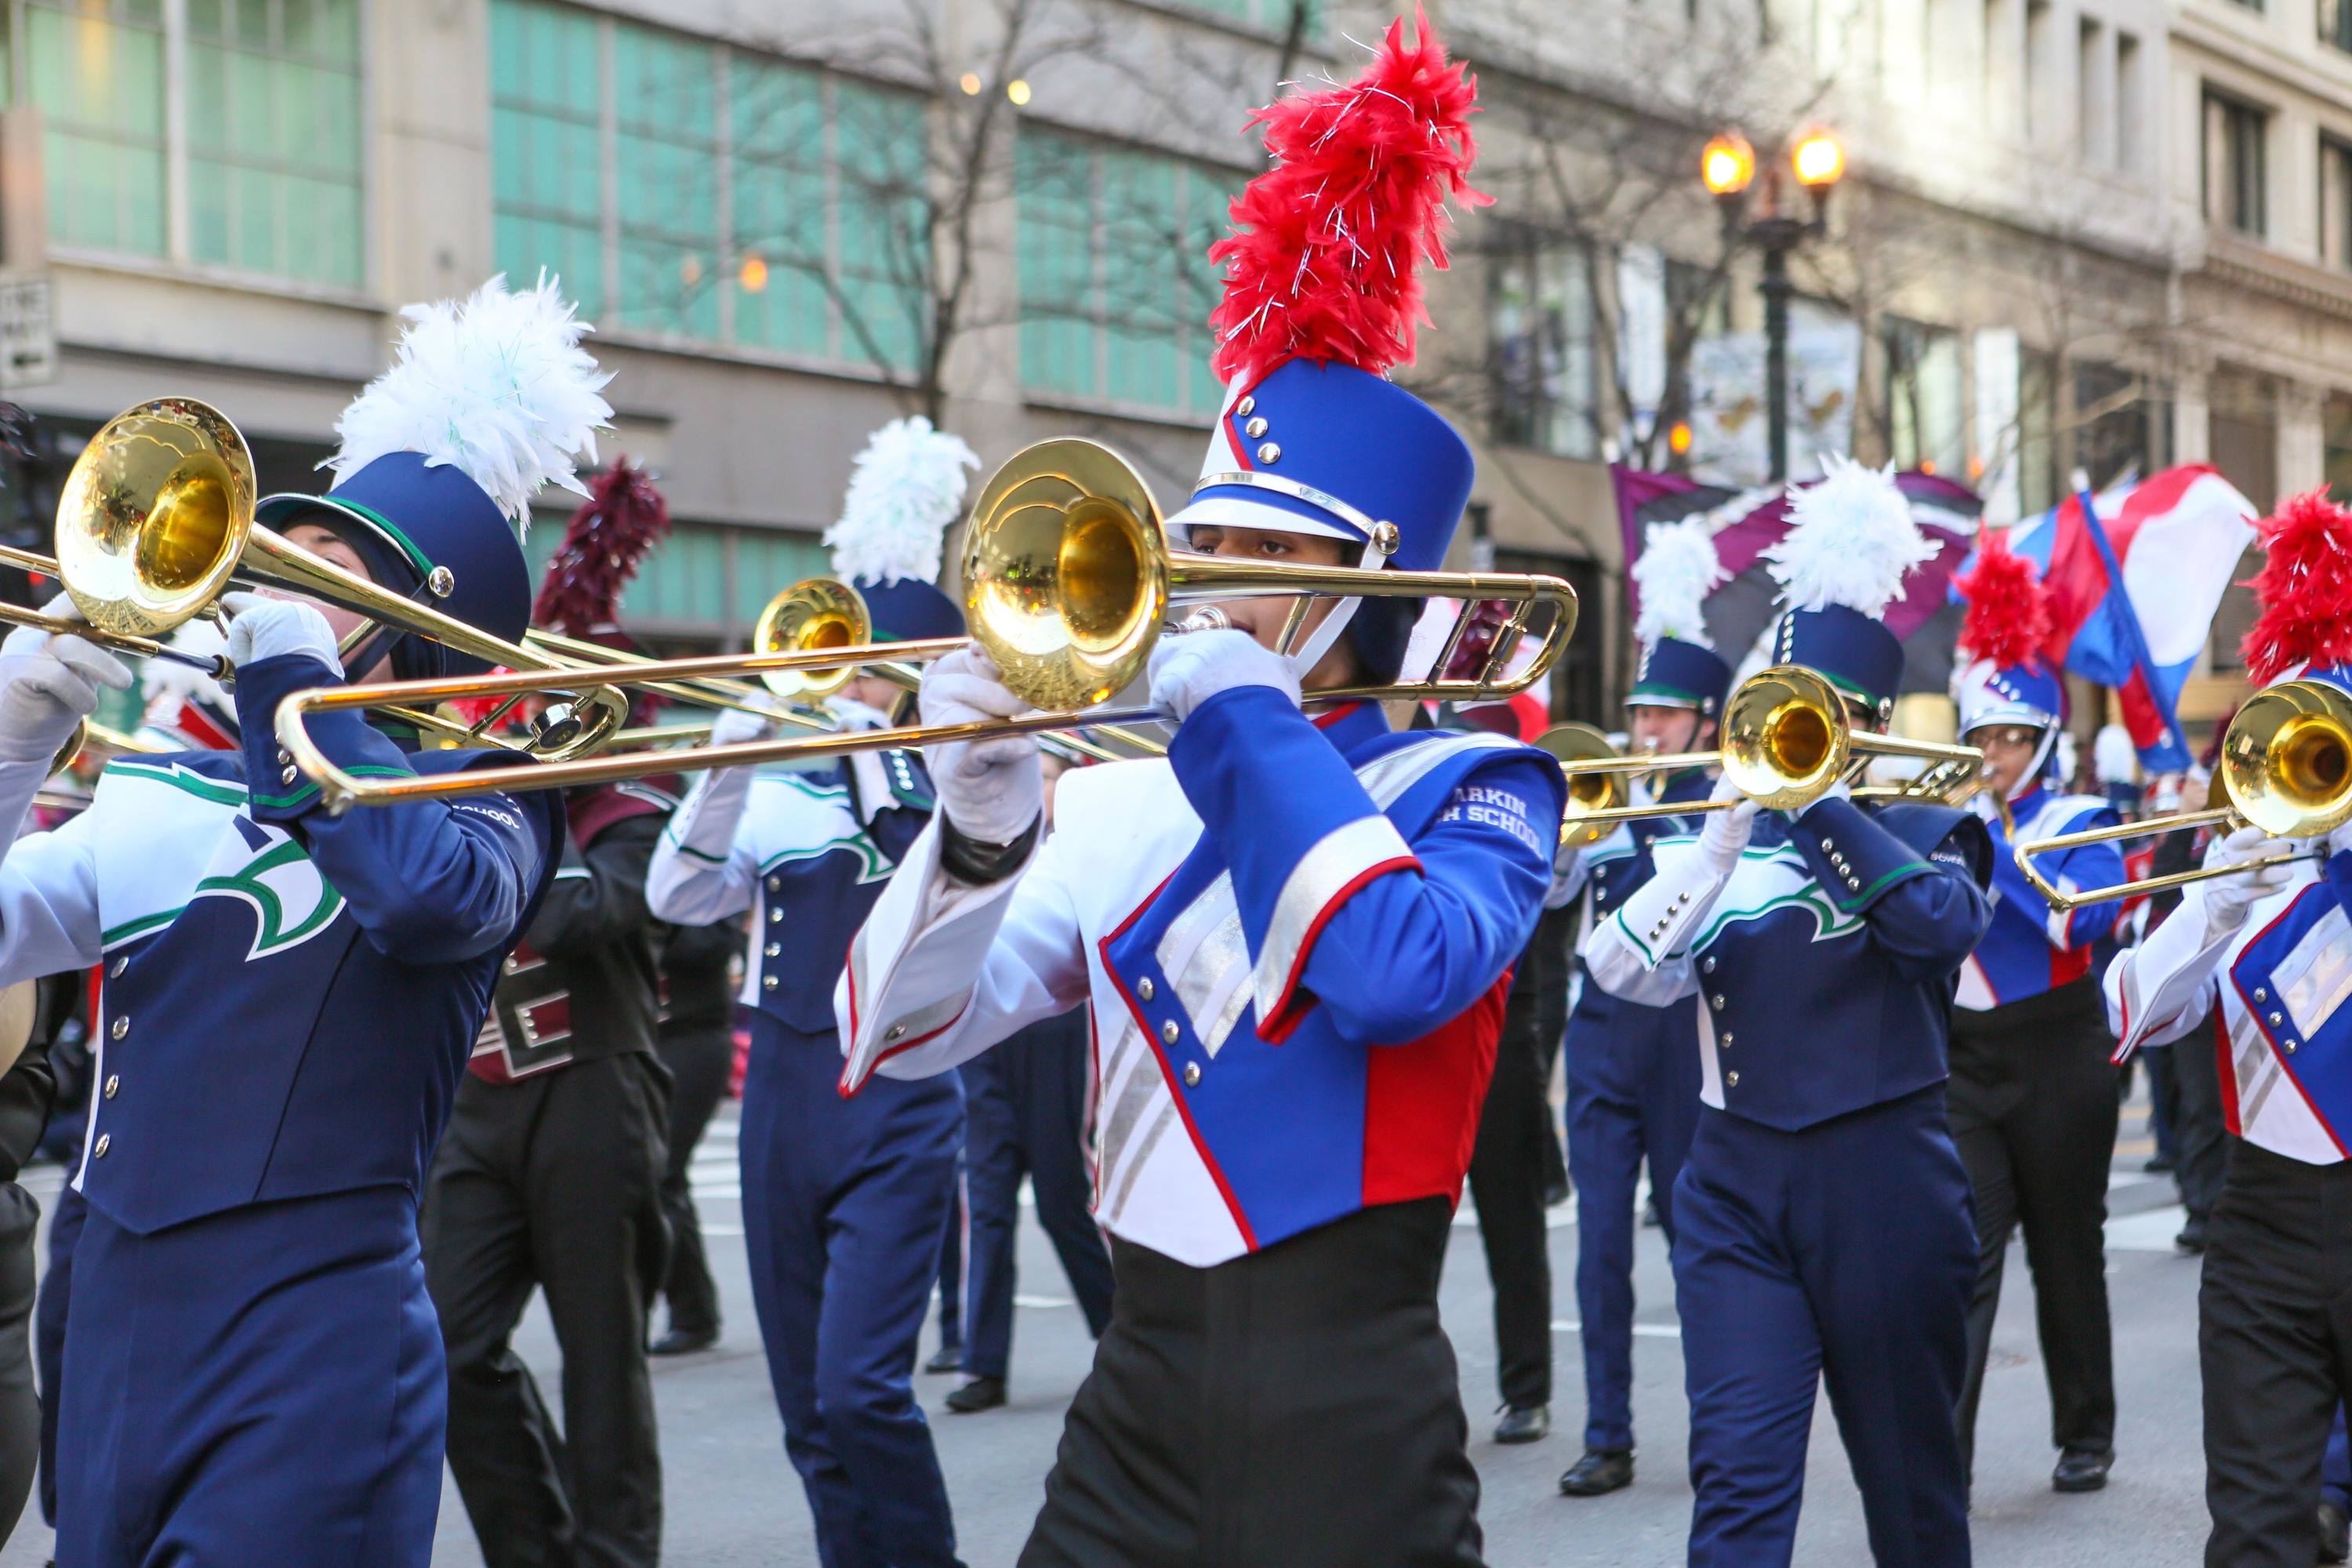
[824,418,981,586]
[326,273,614,527]
[2094,724,2139,785]
[1762,456,1936,617]
[1632,518,1726,649]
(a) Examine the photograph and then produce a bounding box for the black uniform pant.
[2200,1138,2352,1568]
[960,1011,1115,1381]
[1465,985,1553,1412]
[1947,978,2118,1470]
[2165,1014,2231,1224]
[655,1025,733,1338]
[1020,1196,1483,1568]
[0,1184,39,1545]
[423,1053,670,1568]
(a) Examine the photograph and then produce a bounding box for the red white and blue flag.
[1993,466,2256,772]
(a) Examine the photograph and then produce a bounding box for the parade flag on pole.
[1994,465,2257,773]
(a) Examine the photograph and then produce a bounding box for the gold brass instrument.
[275,438,1580,810]
[1552,665,1986,826]
[2015,679,2352,913]
[24,397,633,760]
[1537,723,1630,849]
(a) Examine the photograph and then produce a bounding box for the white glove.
[2202,825,2296,935]
[709,704,784,749]
[1147,628,1301,726]
[222,593,342,671]
[2328,816,2352,861]
[1697,774,1759,875]
[920,645,1041,845]
[0,596,132,766]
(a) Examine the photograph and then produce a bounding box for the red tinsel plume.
[2241,488,2352,684]
[1207,5,1488,386]
[532,458,672,638]
[1954,528,2053,670]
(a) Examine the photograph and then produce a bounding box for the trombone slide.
[2010,808,2325,913]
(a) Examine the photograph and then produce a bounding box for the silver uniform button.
[2254,988,2269,1001]
[1720,1033,1733,1050]
[1725,1070,1740,1088]
[1183,1062,1201,1087]
[1244,416,1269,438]
[768,877,781,893]
[110,957,126,978]
[1702,956,1717,975]
[111,1016,128,1040]
[1256,441,1282,464]
[1846,878,1862,891]
[2270,1011,2285,1026]
[103,1075,119,1099]
[1162,1019,1181,1044]
[763,975,778,989]
[1138,978,1156,1002]
[277,747,291,764]
[280,766,299,785]
[1820,837,1834,851]
[770,909,783,924]
[1710,994,1726,1011]
[2286,1040,2299,1053]
[1234,394,1256,416]
[885,1024,906,1040]
[93,1134,109,1158]
[765,943,780,958]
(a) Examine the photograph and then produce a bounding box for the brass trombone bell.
[1536,723,1628,849]
[1554,665,1987,826]
[754,579,871,701]
[2015,679,2352,912]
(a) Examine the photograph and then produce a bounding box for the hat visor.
[254,492,434,589]
[1165,491,1361,547]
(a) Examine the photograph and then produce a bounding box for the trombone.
[1551,665,1986,837]
[277,437,1581,811]
[2014,679,2352,913]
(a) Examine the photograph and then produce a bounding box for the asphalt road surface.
[2,1094,2214,1567]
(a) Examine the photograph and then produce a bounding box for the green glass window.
[524,517,826,633]
[1018,129,1228,418]
[184,0,365,287]
[27,0,169,257]
[1181,0,1319,31]
[491,0,927,372]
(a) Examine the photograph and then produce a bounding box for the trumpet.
[1552,666,1986,830]
[277,437,1580,811]
[2014,679,2352,912]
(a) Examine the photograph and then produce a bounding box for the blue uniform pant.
[1673,1087,1974,1568]
[56,1185,445,1568]
[1563,993,1700,1451]
[739,1017,965,1568]
[2328,1407,2350,1513]
[960,1010,1115,1382]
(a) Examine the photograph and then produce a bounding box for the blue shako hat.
[856,576,965,644]
[1761,459,1937,717]
[1955,660,2064,735]
[257,452,534,681]
[1628,517,1730,715]
[1167,360,1475,683]
[1631,637,1733,715]
[255,275,614,682]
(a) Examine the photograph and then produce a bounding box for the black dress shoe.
[1559,1447,1634,1496]
[2319,1499,2349,1563]
[2145,1152,2178,1174]
[946,1374,1006,1413]
[922,1344,963,1375]
[2052,1447,2111,1492]
[649,1325,718,1356]
[1494,1405,1550,1444]
[2176,1215,2209,1254]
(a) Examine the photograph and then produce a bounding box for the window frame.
[2202,87,2270,240]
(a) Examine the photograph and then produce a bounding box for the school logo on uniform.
[1649,834,1867,949]
[98,760,347,960]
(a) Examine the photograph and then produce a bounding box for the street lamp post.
[1701,129,1845,484]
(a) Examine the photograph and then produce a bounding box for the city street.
[1,1100,2211,1567]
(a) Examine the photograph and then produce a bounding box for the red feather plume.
[532,458,672,638]
[1954,528,2053,670]
[2241,488,2352,684]
[1207,5,1488,386]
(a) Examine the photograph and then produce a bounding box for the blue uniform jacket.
[0,652,558,1235]
[1955,786,2122,1011]
[1588,793,1993,1131]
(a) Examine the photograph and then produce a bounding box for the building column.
[2280,381,2327,498]
[2173,366,2210,464]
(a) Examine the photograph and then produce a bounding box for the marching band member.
[2103,491,2352,1568]
[1554,519,1728,1496]
[1585,459,1991,1568]
[837,20,1561,1563]
[1944,532,2126,1494]
[9,275,602,1567]
[423,460,678,1568]
[644,416,975,1568]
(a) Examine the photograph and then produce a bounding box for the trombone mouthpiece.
[1173,607,1232,635]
